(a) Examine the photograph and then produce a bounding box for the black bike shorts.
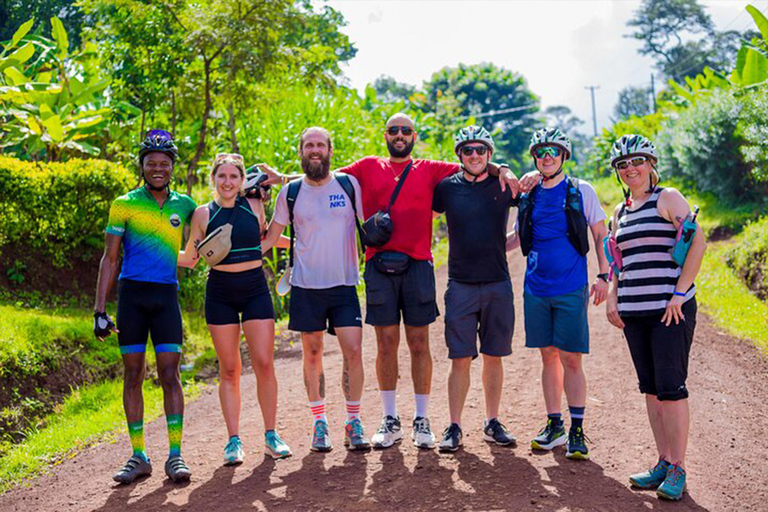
[288,285,361,335]
[363,259,439,327]
[205,267,274,325]
[117,279,183,355]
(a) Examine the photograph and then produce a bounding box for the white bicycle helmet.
[454,125,494,154]
[610,134,658,167]
[529,128,572,161]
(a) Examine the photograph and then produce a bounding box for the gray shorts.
[444,279,515,359]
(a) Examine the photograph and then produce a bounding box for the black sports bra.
[205,196,262,265]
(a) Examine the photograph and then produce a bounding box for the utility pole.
[650,73,657,113]
[584,85,600,137]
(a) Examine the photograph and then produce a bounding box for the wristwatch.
[597,273,609,283]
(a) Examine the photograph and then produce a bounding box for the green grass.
[696,240,768,354]
[0,377,202,493]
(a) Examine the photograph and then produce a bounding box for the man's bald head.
[385,113,415,130]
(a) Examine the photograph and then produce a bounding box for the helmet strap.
[143,178,170,192]
[538,158,564,181]
[460,164,488,185]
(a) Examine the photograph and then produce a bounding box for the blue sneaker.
[344,418,371,451]
[565,427,590,460]
[531,419,567,451]
[656,463,687,501]
[310,419,332,452]
[265,430,292,460]
[629,459,670,489]
[223,436,244,466]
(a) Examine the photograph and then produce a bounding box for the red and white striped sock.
[346,401,361,422]
[309,400,327,423]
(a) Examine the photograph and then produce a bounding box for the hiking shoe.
[112,455,152,484]
[630,459,670,489]
[531,419,567,451]
[438,423,463,453]
[310,419,332,452]
[483,418,517,446]
[344,418,371,451]
[265,430,292,460]
[164,455,191,483]
[371,415,404,449]
[656,463,687,501]
[412,417,436,449]
[223,436,244,466]
[565,427,590,460]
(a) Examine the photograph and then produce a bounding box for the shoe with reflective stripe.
[656,463,687,501]
[265,431,292,460]
[412,416,436,449]
[438,423,463,452]
[630,459,670,489]
[483,418,517,446]
[112,455,152,484]
[310,419,333,452]
[344,418,371,451]
[565,427,590,460]
[531,419,567,451]
[164,456,191,482]
[223,437,244,466]
[371,415,404,449]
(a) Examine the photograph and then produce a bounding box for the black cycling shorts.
[117,279,183,355]
[363,259,439,327]
[205,267,274,325]
[288,285,362,335]
[621,298,697,401]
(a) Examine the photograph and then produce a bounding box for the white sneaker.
[371,415,403,449]
[412,417,436,449]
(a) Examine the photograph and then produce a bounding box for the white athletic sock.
[414,394,429,419]
[346,401,361,422]
[380,390,397,418]
[309,400,327,423]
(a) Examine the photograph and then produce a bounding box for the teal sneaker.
[265,430,292,460]
[565,427,590,460]
[531,419,567,451]
[656,463,687,501]
[223,436,244,466]
[310,419,332,452]
[344,418,371,451]
[629,459,670,489]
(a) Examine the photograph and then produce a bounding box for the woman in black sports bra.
[179,153,291,462]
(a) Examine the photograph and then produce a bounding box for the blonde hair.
[210,153,247,196]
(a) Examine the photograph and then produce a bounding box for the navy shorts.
[289,285,362,335]
[117,279,183,355]
[205,267,274,325]
[621,298,697,401]
[364,258,439,327]
[523,285,589,354]
[444,279,514,359]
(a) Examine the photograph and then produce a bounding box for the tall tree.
[612,86,652,121]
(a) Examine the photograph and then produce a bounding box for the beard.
[301,153,331,181]
[386,138,414,159]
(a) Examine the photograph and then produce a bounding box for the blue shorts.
[523,285,589,354]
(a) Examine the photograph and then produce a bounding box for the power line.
[457,104,538,121]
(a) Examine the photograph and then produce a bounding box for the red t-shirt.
[339,156,459,261]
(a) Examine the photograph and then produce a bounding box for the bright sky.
[322,0,766,135]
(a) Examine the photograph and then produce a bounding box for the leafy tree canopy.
[0,0,87,48]
[612,85,652,122]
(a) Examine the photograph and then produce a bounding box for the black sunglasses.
[460,145,488,156]
[386,126,414,136]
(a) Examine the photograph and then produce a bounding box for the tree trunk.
[227,102,239,154]
[171,89,177,139]
[186,58,213,196]
[140,108,146,139]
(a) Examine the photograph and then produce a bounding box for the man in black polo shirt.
[432,126,519,452]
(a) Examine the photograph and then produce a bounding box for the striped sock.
[346,401,361,422]
[569,406,585,430]
[309,400,327,423]
[166,414,183,458]
[128,420,148,461]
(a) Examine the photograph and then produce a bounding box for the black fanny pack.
[372,251,411,275]
[360,161,413,248]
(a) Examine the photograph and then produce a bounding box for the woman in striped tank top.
[605,135,706,502]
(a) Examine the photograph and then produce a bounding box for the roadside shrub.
[0,157,134,268]
[725,216,768,300]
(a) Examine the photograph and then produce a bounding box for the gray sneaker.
[344,418,371,451]
[483,418,517,446]
[371,415,404,449]
[310,419,333,452]
[113,455,152,484]
[412,417,436,449]
[164,456,191,483]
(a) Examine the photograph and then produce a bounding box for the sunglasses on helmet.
[386,126,414,136]
[533,146,562,159]
[215,153,244,161]
[460,145,488,156]
[614,156,648,170]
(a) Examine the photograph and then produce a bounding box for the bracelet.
[673,291,686,297]
[597,273,609,283]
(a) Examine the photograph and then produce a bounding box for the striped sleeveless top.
[615,188,695,316]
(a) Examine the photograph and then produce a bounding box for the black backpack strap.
[385,161,413,213]
[286,180,302,267]
[335,173,366,252]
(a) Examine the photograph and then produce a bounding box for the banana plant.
[0,17,138,160]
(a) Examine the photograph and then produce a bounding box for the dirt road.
[3,253,768,511]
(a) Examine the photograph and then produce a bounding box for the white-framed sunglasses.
[614,156,648,170]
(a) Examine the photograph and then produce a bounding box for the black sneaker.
[483,418,517,446]
[438,423,463,453]
[164,455,192,482]
[565,427,590,460]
